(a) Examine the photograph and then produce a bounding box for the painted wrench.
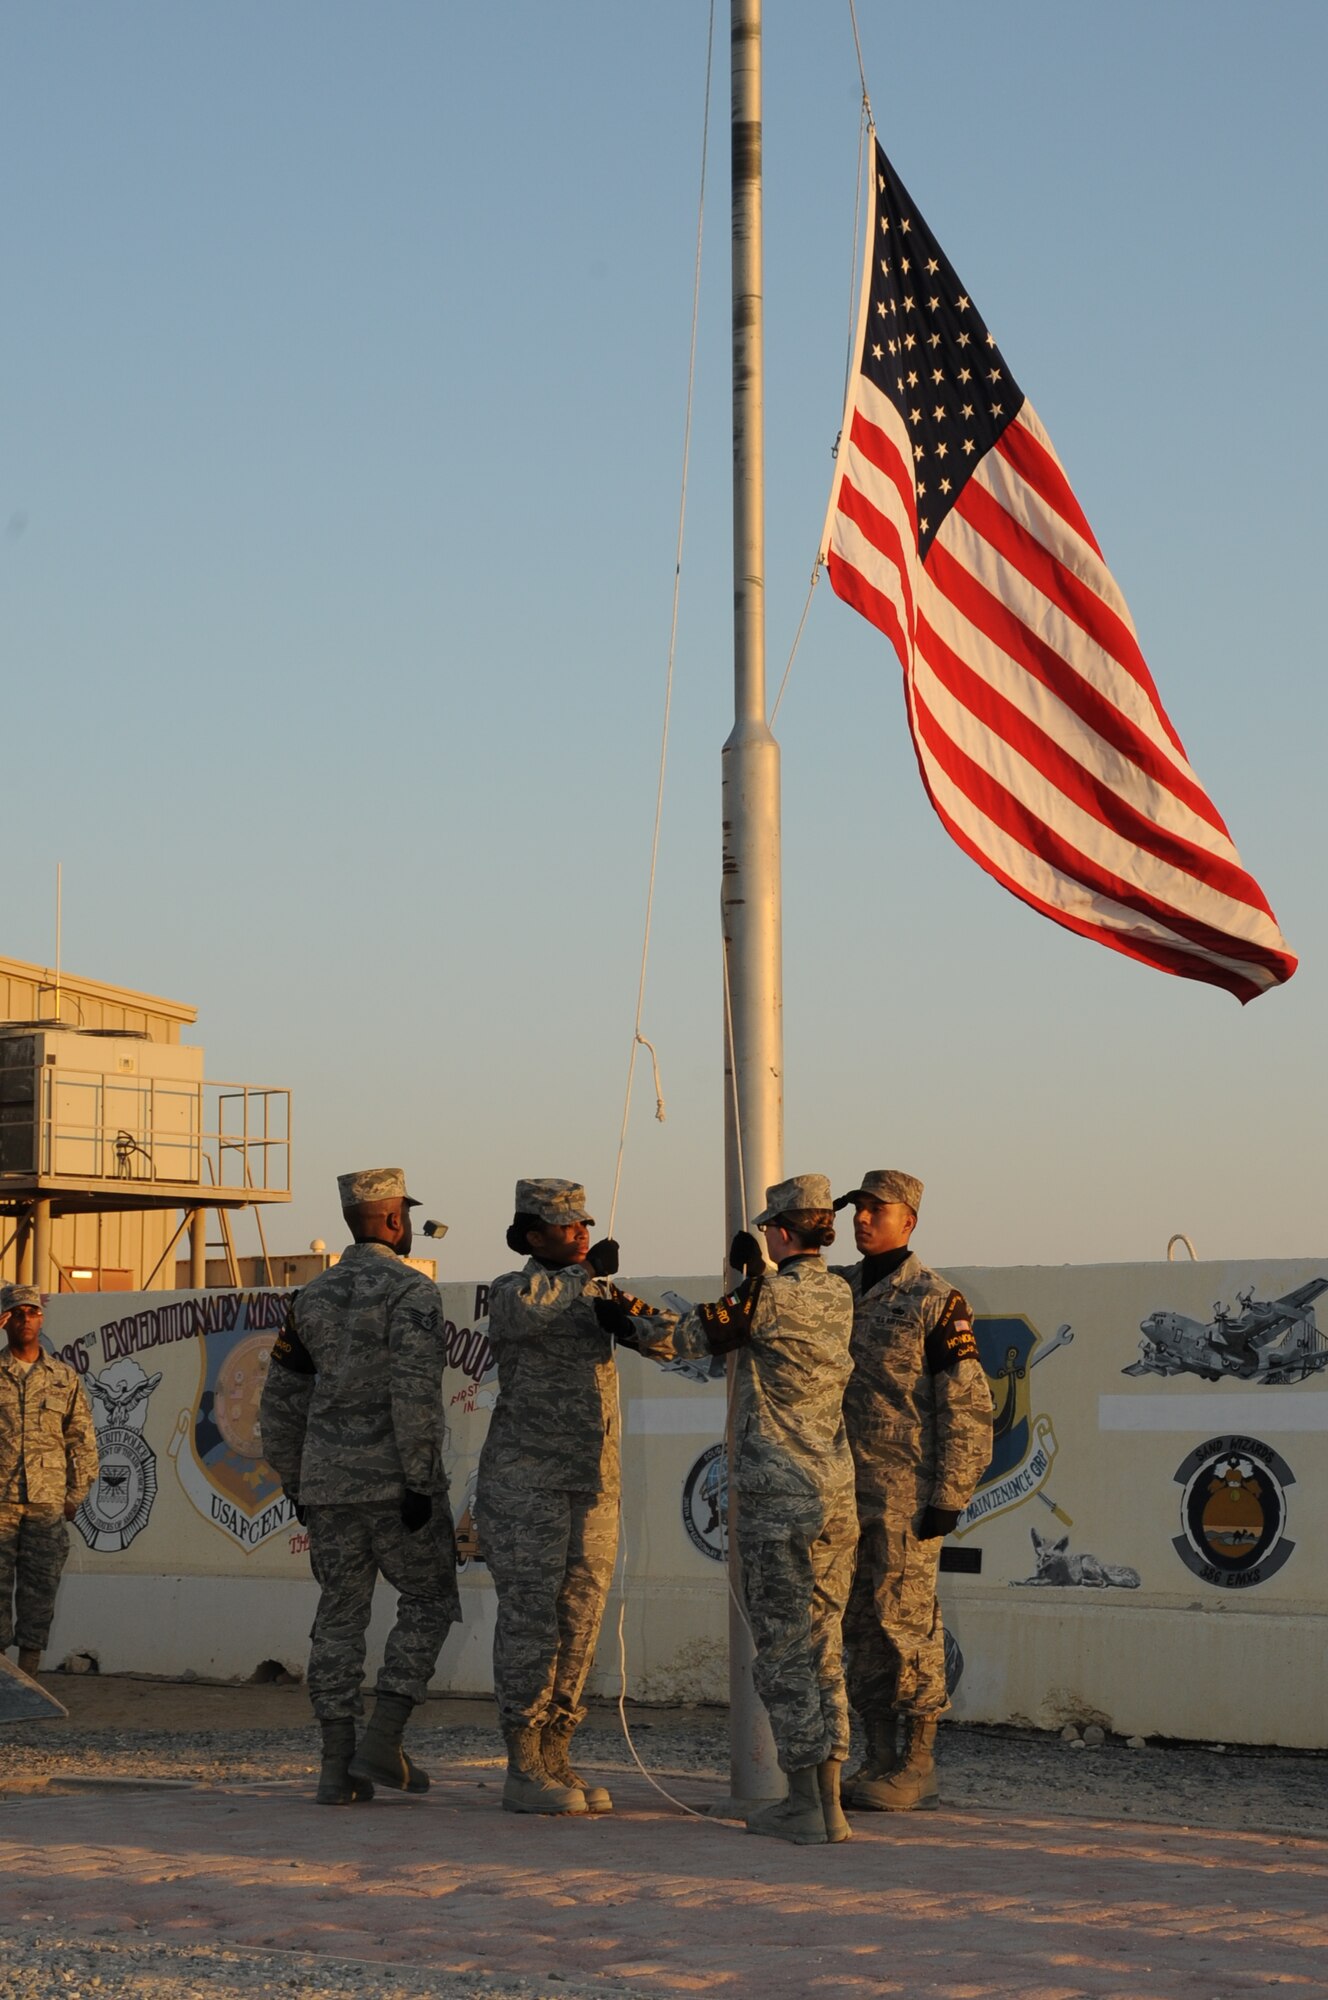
[1030,1322,1073,1368]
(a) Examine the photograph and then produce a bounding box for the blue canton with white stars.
[862,141,1024,559]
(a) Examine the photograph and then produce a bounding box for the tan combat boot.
[843,1711,899,1802]
[816,1758,851,1842]
[745,1765,828,1846]
[542,1721,612,1813]
[16,1648,41,1679]
[853,1714,939,1811]
[501,1725,586,1814]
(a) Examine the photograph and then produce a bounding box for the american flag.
[823,137,1296,1003]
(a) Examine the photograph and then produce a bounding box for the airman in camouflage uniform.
[603,1174,858,1847]
[476,1178,660,1816]
[831,1170,993,1811]
[0,1284,98,1676]
[259,1168,459,1805]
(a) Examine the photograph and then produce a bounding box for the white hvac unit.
[0,1028,204,1185]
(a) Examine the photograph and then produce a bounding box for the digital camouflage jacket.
[476,1259,629,1496]
[0,1348,98,1509]
[831,1251,993,1515]
[258,1241,449,1506]
[664,1257,855,1516]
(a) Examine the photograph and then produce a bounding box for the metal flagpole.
[721,0,782,1809]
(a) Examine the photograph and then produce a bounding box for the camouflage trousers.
[474,1483,616,1732]
[739,1491,857,1772]
[305,1500,461,1721]
[844,1506,948,1721]
[0,1503,70,1652]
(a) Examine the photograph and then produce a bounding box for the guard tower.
[0,954,290,1292]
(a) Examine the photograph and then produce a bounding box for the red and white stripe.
[824,375,1297,1002]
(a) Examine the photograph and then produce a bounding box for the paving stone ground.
[2,1761,1325,1999]
[2,1683,1325,1997]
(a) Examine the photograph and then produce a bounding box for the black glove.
[584,1237,620,1277]
[591,1289,662,1348]
[400,1490,433,1534]
[591,1295,638,1339]
[728,1230,764,1279]
[918,1504,961,1540]
[284,1489,308,1527]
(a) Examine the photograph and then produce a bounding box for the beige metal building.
[172,1252,438,1289]
[0,953,290,1292]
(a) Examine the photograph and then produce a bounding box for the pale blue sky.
[5,2,1324,1279]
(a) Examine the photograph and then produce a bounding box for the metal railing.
[9,1066,292,1196]
[205,1082,292,1195]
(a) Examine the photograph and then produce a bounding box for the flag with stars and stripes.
[822,135,1296,1003]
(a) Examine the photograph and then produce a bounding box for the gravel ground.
[2,1683,1324,1836]
[0,1927,654,2000]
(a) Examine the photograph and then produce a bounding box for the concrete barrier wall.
[42,1256,1328,1745]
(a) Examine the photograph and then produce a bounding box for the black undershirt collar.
[860,1245,911,1293]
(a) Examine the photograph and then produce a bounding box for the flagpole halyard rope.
[768,568,820,728]
[847,0,872,122]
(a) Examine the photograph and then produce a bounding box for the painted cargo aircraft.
[1123,1279,1328,1384]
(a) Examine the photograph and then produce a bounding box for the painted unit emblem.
[954,1317,1072,1536]
[168,1295,296,1551]
[682,1441,728,1562]
[74,1358,162,1553]
[1172,1436,1296,1589]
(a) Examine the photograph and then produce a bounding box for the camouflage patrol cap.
[514,1178,594,1226]
[751,1173,834,1226]
[0,1284,43,1312]
[838,1169,923,1215]
[336,1167,420,1210]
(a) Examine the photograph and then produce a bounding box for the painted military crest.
[74,1358,162,1554]
[168,1293,297,1551]
[982,1317,1037,1486]
[1172,1436,1296,1588]
[682,1441,728,1562]
[954,1316,1073,1536]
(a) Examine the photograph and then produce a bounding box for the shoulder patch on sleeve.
[606,1285,654,1319]
[269,1311,316,1377]
[925,1289,979,1374]
[694,1274,763,1353]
